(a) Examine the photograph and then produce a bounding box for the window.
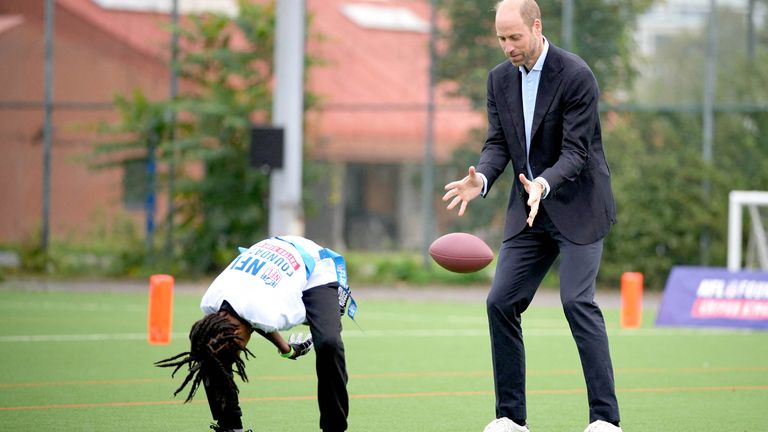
[122,159,148,210]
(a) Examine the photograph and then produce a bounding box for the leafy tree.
[169,2,277,273]
[88,90,180,275]
[92,1,319,274]
[437,1,768,289]
[603,112,730,288]
[435,0,655,109]
[435,0,655,284]
[605,7,768,288]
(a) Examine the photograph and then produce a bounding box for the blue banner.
[656,266,768,330]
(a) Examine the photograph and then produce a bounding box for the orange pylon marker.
[620,272,643,329]
[148,274,174,344]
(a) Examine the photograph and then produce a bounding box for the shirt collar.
[519,37,549,74]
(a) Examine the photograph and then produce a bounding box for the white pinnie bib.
[200,236,338,332]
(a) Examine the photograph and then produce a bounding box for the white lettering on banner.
[696,279,726,298]
[727,279,768,299]
[691,299,768,320]
[657,266,768,329]
[742,301,768,319]
[696,279,768,300]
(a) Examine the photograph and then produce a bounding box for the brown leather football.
[429,232,494,273]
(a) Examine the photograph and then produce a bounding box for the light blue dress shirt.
[479,38,550,198]
[521,39,549,181]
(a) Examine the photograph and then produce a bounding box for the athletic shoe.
[584,420,622,432]
[483,417,530,432]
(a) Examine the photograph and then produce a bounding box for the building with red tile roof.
[0,0,484,251]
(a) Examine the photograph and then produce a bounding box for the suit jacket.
[477,43,616,245]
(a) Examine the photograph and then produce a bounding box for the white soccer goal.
[727,191,768,271]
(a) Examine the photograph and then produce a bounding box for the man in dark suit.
[442,1,621,431]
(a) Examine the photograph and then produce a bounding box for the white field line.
[0,333,167,342]
[0,301,145,313]
[0,326,758,343]
[361,312,487,324]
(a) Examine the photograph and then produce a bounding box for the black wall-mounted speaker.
[250,126,284,169]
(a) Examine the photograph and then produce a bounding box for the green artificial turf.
[0,287,766,431]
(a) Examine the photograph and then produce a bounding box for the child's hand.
[282,332,313,360]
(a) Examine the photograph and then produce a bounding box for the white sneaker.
[483,417,530,432]
[584,420,622,432]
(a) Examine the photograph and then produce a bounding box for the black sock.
[512,418,526,426]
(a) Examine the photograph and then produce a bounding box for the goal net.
[728,191,768,271]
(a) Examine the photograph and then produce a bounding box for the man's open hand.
[443,166,484,216]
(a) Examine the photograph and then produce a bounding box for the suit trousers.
[486,207,620,424]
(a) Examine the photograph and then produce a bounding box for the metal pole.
[747,0,755,61]
[727,191,743,271]
[422,0,437,268]
[562,0,574,51]
[269,0,306,237]
[701,0,717,265]
[165,0,179,254]
[145,137,156,254]
[41,0,55,253]
[727,191,768,271]
[703,0,716,165]
[747,205,768,270]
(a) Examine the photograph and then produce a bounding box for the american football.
[428,232,494,273]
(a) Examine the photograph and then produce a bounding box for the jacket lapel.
[499,63,527,152]
[530,45,564,141]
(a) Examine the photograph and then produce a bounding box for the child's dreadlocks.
[155,311,254,404]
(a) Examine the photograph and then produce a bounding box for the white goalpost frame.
[727,191,768,271]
